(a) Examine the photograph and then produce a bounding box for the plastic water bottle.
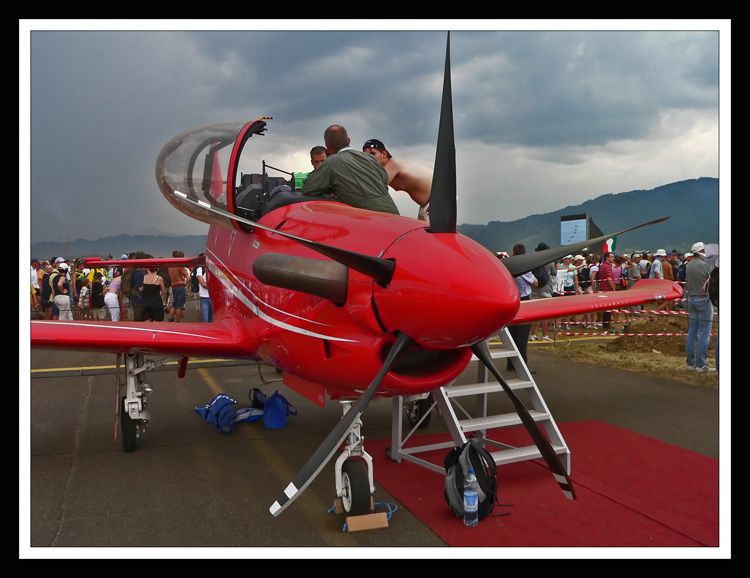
[463,467,479,526]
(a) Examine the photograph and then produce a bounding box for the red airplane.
[30,34,682,517]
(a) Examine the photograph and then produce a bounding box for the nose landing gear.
[333,400,375,516]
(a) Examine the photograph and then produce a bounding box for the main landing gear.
[117,352,184,452]
[404,393,433,429]
[333,400,375,516]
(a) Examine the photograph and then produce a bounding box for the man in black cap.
[529,242,556,341]
[684,241,716,373]
[362,138,433,222]
[300,126,399,215]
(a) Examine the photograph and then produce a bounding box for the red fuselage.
[203,200,520,400]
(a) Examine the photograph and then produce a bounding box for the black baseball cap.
[362,139,392,158]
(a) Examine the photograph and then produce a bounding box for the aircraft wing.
[85,256,204,269]
[30,319,258,359]
[511,279,683,325]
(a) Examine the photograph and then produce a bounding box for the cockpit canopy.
[155,118,316,232]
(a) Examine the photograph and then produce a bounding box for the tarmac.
[24,306,723,557]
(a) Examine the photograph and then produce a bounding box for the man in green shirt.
[300,125,400,216]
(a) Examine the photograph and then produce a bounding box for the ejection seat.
[235,172,336,221]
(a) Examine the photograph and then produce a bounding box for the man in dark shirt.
[300,125,399,216]
[506,243,538,375]
[91,272,107,320]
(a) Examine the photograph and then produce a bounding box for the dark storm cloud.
[23,23,723,244]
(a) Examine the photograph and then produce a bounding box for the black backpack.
[41,271,59,302]
[444,438,499,521]
[532,266,549,287]
[578,265,591,289]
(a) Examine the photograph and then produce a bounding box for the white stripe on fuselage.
[32,321,223,340]
[206,249,357,343]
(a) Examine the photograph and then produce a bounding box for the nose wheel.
[340,459,371,516]
[334,400,375,516]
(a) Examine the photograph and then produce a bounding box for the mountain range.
[30,177,719,260]
[457,177,719,255]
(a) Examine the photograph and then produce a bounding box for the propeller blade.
[470,340,577,500]
[427,31,457,234]
[173,191,396,284]
[269,332,415,517]
[501,217,670,277]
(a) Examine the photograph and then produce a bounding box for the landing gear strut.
[404,393,433,429]
[333,400,374,516]
[117,352,182,452]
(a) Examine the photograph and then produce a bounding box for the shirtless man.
[167,250,190,322]
[362,138,433,221]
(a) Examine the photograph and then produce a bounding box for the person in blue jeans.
[196,264,213,323]
[684,242,715,372]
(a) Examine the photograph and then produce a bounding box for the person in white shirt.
[196,264,212,323]
[31,258,41,317]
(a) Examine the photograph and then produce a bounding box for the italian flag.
[602,236,616,254]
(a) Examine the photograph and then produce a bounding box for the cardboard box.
[345,512,389,532]
[333,497,390,532]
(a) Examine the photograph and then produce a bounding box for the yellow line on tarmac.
[197,367,224,396]
[30,365,118,375]
[195,367,359,546]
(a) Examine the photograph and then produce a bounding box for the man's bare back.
[168,266,189,286]
[384,158,433,207]
[361,140,433,220]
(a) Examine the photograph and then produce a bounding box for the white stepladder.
[387,327,571,477]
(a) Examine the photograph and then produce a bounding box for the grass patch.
[537,337,719,390]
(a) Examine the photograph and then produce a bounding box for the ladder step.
[443,378,533,397]
[470,349,516,361]
[488,443,567,466]
[457,410,549,432]
[388,328,571,477]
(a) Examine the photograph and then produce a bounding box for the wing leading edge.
[30,319,259,359]
[511,279,683,325]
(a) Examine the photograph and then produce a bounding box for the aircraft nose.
[373,231,520,348]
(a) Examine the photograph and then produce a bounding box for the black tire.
[406,397,432,429]
[121,396,138,453]
[341,459,371,516]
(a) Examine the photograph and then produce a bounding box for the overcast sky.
[22,21,728,246]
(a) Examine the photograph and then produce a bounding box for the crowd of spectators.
[29,247,700,322]
[30,251,204,322]
[31,241,718,373]
[538,247,691,297]
[517,245,705,334]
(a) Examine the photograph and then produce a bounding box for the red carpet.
[368,420,719,548]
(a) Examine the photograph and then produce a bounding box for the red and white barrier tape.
[553,332,717,337]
